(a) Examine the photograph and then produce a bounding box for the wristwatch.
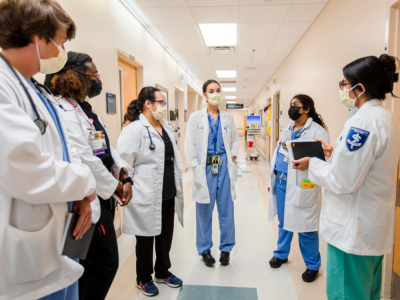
[121,177,133,186]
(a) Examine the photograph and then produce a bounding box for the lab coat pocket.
[230,162,239,183]
[293,186,318,208]
[131,175,153,205]
[5,213,61,285]
[193,165,206,188]
[322,192,352,226]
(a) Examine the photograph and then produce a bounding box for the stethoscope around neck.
[0,53,48,135]
[145,122,179,151]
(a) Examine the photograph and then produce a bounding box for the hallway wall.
[249,0,388,155]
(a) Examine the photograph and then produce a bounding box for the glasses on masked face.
[153,100,167,107]
[85,73,101,80]
[339,80,352,90]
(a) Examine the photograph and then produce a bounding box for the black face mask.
[288,106,303,121]
[87,79,102,98]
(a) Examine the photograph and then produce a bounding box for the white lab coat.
[58,97,129,223]
[268,117,330,232]
[0,59,96,300]
[184,108,240,204]
[309,100,400,256]
[116,114,184,236]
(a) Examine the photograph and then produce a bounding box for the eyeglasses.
[339,80,352,90]
[153,100,167,107]
[85,73,101,80]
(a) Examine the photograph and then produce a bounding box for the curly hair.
[44,51,92,102]
[123,86,160,126]
[291,94,327,130]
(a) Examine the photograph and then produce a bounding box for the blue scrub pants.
[38,258,79,300]
[273,171,321,270]
[196,153,235,255]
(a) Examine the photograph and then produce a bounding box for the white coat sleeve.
[111,146,132,177]
[230,115,240,157]
[61,112,118,200]
[184,114,198,169]
[308,119,377,195]
[116,125,141,171]
[268,146,279,189]
[0,76,96,204]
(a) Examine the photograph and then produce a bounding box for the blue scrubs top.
[207,112,226,155]
[274,127,303,174]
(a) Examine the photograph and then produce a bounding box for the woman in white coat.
[44,51,133,300]
[268,94,329,283]
[0,2,97,300]
[116,87,184,297]
[185,79,240,267]
[294,54,400,300]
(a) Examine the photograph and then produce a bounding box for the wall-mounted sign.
[106,93,117,114]
[129,55,135,61]
[226,104,244,109]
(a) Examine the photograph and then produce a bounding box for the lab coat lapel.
[201,108,209,155]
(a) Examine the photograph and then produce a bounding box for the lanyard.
[64,98,96,131]
[208,115,220,155]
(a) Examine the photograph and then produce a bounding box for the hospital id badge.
[89,131,107,155]
[212,164,219,175]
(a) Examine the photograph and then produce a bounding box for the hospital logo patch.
[346,127,370,152]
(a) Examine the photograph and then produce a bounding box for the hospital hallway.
[106,138,327,300]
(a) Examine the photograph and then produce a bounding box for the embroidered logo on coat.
[346,127,370,151]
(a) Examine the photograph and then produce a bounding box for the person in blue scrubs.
[194,80,239,267]
[269,95,328,283]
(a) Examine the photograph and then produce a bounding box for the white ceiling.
[132,0,329,105]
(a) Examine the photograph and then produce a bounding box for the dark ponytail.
[343,54,399,100]
[123,86,160,125]
[292,94,327,130]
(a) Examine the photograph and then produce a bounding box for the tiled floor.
[106,139,327,300]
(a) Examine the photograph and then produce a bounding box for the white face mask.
[339,84,365,109]
[151,104,166,120]
[36,39,68,74]
[207,93,222,106]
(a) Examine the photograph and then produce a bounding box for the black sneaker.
[302,269,319,282]
[201,251,216,267]
[269,256,288,268]
[220,251,230,266]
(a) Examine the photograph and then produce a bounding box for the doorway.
[271,91,281,155]
[118,58,137,126]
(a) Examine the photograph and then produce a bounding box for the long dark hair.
[203,79,220,93]
[343,54,399,100]
[44,51,92,102]
[123,86,160,125]
[292,94,327,130]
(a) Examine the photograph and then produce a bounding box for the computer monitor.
[246,116,261,125]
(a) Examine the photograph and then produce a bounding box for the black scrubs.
[135,126,176,284]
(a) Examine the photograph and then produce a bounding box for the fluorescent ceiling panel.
[226,96,237,99]
[222,87,236,92]
[216,70,237,78]
[199,23,238,47]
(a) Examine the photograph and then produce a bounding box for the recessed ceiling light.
[222,87,236,92]
[216,70,236,78]
[199,23,238,47]
[227,101,237,104]
[225,96,237,99]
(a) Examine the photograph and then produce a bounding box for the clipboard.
[287,140,325,166]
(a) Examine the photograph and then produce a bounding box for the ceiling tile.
[191,6,239,23]
[240,0,293,4]
[269,45,294,54]
[186,60,213,68]
[209,55,238,62]
[284,4,326,22]
[141,8,195,25]
[237,61,263,70]
[188,0,240,6]
[211,60,238,69]
[237,46,271,55]
[265,53,287,62]
[166,37,205,47]
[278,22,312,35]
[178,54,210,63]
[174,46,207,55]
[292,0,329,3]
[239,23,282,36]
[240,5,290,23]
[156,24,201,38]
[238,53,267,63]
[238,36,275,47]
[134,0,188,8]
[273,35,301,46]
